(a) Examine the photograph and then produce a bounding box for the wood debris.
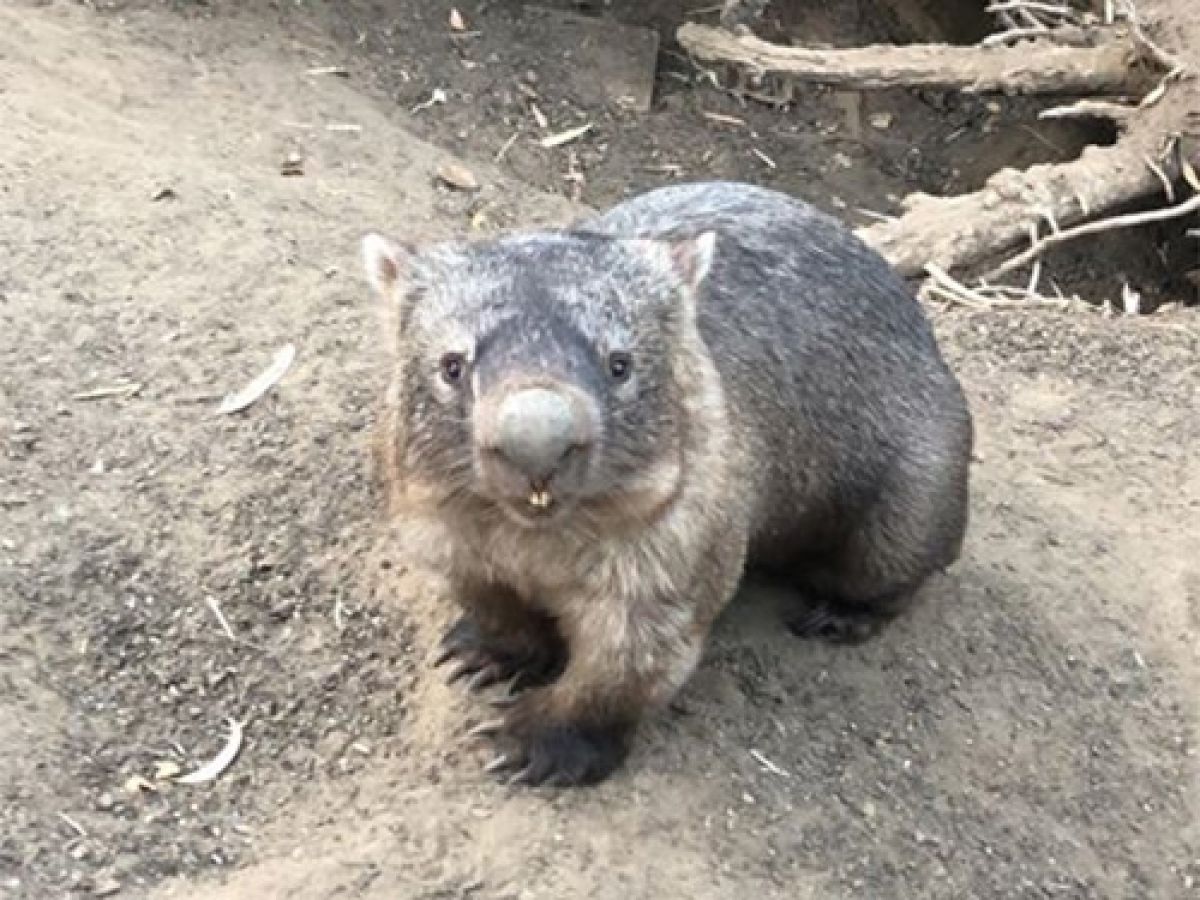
[72,383,141,401]
[539,123,593,149]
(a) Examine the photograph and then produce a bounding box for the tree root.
[678,0,1199,293]
[677,22,1141,94]
[856,136,1177,278]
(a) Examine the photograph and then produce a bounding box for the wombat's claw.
[483,753,511,774]
[466,668,493,692]
[445,661,475,685]
[468,719,504,739]
[485,674,525,708]
[506,766,537,787]
[488,691,520,709]
[434,616,564,694]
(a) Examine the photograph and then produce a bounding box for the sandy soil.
[1,2,1197,898]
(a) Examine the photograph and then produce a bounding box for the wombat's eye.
[607,351,633,383]
[439,352,466,385]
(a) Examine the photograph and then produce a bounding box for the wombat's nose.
[494,388,579,482]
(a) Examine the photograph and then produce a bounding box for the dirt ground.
[1,1,1197,898]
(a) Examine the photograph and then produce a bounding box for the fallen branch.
[857,137,1169,277]
[677,22,1136,94]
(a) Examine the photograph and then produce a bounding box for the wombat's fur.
[362,181,972,787]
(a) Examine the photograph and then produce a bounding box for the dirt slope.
[1,3,1197,899]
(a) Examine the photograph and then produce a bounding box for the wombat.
[361,181,972,787]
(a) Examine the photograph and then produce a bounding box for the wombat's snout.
[493,388,588,484]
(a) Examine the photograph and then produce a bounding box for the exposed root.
[981,25,1094,48]
[856,138,1170,277]
[676,22,1138,94]
[922,263,1081,311]
[679,0,1198,303]
[984,189,1200,281]
[1039,99,1139,124]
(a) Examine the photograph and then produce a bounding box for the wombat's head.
[361,229,715,530]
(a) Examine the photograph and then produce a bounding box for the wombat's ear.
[667,231,717,293]
[626,231,717,299]
[361,233,414,298]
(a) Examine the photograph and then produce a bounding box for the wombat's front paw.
[473,695,630,787]
[433,615,563,692]
[785,596,886,645]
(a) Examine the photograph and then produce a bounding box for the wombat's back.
[582,181,972,558]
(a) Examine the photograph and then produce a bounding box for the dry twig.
[985,192,1200,281]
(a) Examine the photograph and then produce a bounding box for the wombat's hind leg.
[785,456,966,644]
[434,607,567,693]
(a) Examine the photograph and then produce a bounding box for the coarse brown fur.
[361,181,973,786]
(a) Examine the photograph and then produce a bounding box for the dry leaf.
[436,161,480,191]
[539,123,593,149]
[218,345,296,415]
[177,717,244,785]
[449,8,466,31]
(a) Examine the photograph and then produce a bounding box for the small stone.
[95,792,115,811]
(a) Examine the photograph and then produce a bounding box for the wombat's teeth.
[527,489,553,509]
